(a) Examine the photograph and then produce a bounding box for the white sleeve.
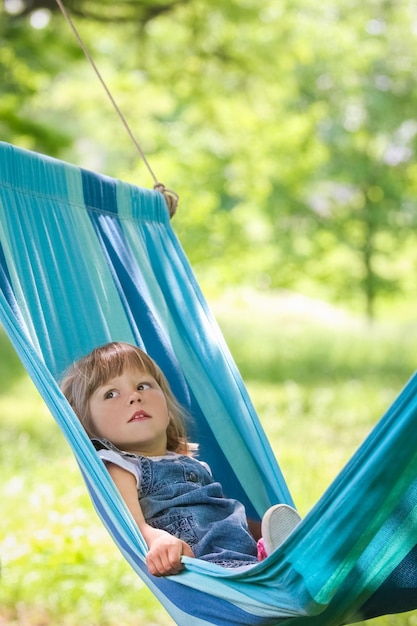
[97,449,141,487]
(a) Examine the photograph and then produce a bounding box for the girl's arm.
[106,462,194,576]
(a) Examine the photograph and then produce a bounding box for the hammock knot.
[153,182,179,218]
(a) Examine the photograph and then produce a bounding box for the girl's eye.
[104,390,119,400]
[137,382,151,391]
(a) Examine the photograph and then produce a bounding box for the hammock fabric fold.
[1,140,416,626]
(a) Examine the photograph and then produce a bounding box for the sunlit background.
[1,1,417,624]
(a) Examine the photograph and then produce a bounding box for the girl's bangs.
[90,344,156,393]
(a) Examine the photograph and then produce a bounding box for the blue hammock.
[1,140,417,626]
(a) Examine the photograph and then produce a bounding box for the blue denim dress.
[93,439,258,568]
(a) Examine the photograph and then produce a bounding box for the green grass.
[215,290,416,514]
[1,288,417,625]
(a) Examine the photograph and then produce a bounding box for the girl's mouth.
[128,410,150,422]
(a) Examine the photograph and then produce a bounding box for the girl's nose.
[129,391,142,404]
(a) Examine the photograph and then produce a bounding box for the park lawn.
[1,288,417,626]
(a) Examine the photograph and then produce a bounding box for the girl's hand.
[146,530,194,576]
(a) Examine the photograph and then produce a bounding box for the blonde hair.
[60,342,195,456]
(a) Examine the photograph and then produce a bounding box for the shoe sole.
[261,504,301,554]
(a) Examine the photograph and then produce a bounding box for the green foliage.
[0,9,81,152]
[0,330,25,394]
[2,0,417,316]
[7,0,189,23]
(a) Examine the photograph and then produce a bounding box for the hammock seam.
[0,179,165,223]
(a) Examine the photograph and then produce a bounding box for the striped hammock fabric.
[1,140,417,626]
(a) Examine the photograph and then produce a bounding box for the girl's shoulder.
[176,452,213,476]
[92,438,142,485]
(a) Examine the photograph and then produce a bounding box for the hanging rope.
[54,0,179,217]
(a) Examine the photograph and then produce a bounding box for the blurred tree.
[0,1,83,151]
[4,0,189,22]
[1,0,417,317]
[291,0,417,317]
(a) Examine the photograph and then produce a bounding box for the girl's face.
[88,366,170,456]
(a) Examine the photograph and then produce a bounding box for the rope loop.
[153,183,179,218]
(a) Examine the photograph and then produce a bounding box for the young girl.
[61,341,301,576]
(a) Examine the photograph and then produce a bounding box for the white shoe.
[261,503,301,555]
